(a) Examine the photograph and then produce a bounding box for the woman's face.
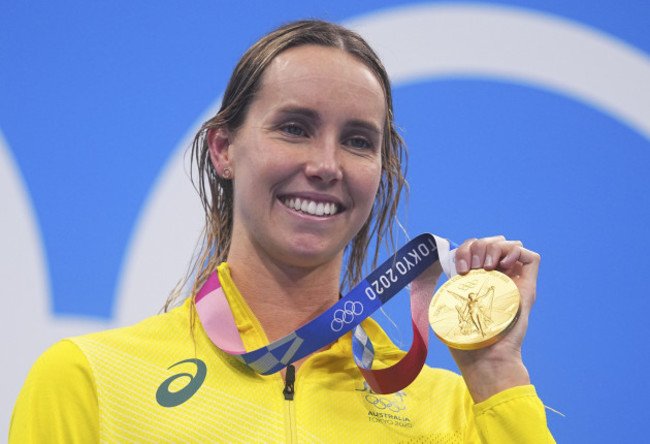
[219,45,385,269]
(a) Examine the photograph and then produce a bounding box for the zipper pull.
[283,364,295,401]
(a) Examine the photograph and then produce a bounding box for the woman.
[11,20,554,442]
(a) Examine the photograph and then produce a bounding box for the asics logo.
[156,359,207,408]
[331,301,363,332]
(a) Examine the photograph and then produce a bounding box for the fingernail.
[458,259,469,273]
[485,255,493,267]
[471,254,480,269]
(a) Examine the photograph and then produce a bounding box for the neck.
[226,247,342,344]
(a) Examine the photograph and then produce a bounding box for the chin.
[276,242,345,269]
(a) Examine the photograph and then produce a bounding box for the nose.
[304,137,343,184]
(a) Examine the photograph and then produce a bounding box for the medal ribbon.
[195,233,456,394]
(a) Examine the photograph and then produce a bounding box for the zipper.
[283,364,295,400]
[283,364,297,443]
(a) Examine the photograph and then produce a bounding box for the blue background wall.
[2,1,649,441]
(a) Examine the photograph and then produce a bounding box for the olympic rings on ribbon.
[330,300,364,332]
[196,233,455,394]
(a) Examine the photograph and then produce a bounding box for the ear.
[207,127,233,176]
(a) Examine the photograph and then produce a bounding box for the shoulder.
[13,301,192,423]
[57,302,197,393]
[70,300,192,354]
[10,340,99,442]
[416,364,470,403]
[19,339,95,393]
[418,364,465,387]
[12,301,190,412]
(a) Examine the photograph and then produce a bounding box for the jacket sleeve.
[471,385,556,444]
[9,340,100,443]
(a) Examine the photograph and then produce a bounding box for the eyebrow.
[276,106,320,122]
[346,118,383,136]
[276,106,383,135]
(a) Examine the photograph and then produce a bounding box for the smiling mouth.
[281,197,340,217]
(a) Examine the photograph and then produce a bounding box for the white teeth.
[282,198,339,217]
[330,203,338,214]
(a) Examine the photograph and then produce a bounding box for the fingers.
[502,246,541,282]
[455,236,504,274]
[455,236,538,276]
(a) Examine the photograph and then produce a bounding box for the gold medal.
[429,269,520,350]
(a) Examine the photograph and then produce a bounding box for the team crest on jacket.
[356,381,413,428]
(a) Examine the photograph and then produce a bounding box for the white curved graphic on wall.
[347,4,650,140]
[114,102,221,326]
[0,131,112,436]
[0,131,50,431]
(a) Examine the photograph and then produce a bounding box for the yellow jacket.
[11,263,554,443]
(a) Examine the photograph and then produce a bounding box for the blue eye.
[347,137,370,149]
[282,124,306,137]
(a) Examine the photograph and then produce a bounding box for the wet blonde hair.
[165,19,407,310]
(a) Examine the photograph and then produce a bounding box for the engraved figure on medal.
[451,278,495,338]
[429,269,520,350]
